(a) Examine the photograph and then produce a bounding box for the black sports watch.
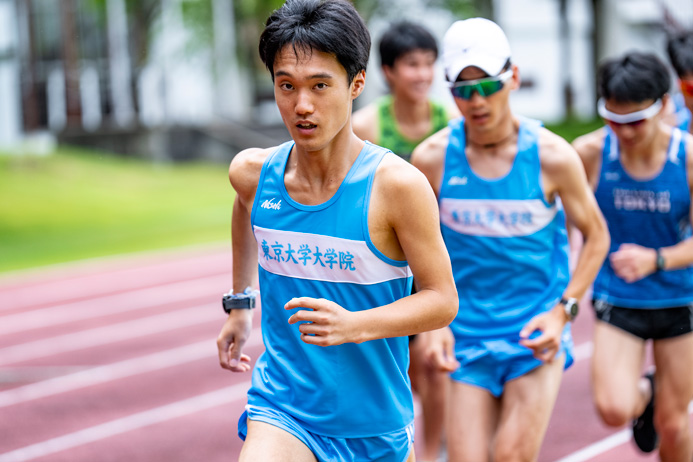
[655,249,666,272]
[222,288,257,314]
[560,297,579,322]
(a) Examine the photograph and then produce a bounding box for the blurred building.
[1,0,692,155]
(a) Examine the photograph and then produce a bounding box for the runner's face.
[384,49,436,103]
[273,47,365,152]
[453,65,517,132]
[603,99,660,148]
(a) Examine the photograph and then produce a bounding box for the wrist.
[559,297,579,322]
[655,248,666,272]
[222,287,258,314]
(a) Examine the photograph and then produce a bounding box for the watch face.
[562,298,578,320]
[569,302,578,316]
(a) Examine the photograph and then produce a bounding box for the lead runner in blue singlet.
[215,1,458,462]
[411,18,610,462]
[573,52,693,461]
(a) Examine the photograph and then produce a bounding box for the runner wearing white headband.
[597,98,663,125]
[573,51,693,460]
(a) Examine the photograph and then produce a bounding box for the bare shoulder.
[538,126,602,176]
[374,152,436,208]
[571,127,607,165]
[229,147,274,204]
[411,126,450,169]
[352,103,379,143]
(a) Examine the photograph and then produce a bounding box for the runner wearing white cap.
[412,18,609,462]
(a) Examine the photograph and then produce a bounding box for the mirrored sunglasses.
[449,70,513,100]
[597,98,663,128]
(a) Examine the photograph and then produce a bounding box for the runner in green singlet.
[353,21,456,163]
[353,20,455,462]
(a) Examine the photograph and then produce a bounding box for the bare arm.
[410,126,451,198]
[217,147,270,372]
[520,130,610,361]
[660,136,693,269]
[411,127,459,371]
[285,156,458,345]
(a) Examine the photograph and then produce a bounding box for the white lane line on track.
[0,337,592,408]
[0,243,228,307]
[572,340,593,363]
[0,382,250,462]
[553,401,693,461]
[0,305,221,366]
[0,329,263,408]
[0,274,229,336]
[0,338,596,460]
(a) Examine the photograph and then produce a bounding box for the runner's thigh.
[241,420,318,462]
[653,332,693,417]
[591,321,646,413]
[494,356,565,461]
[447,380,499,462]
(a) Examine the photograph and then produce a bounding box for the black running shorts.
[592,299,693,340]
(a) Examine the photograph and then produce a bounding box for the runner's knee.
[654,408,691,446]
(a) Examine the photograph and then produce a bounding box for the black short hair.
[378,21,438,68]
[597,52,670,102]
[667,31,693,77]
[258,0,371,83]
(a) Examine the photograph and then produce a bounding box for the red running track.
[0,244,687,461]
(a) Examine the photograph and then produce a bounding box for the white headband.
[597,98,663,124]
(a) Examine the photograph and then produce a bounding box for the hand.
[217,309,253,372]
[422,327,459,372]
[285,297,357,346]
[609,243,657,283]
[519,307,566,362]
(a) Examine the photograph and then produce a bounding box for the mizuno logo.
[604,172,620,181]
[261,198,282,210]
[448,176,468,185]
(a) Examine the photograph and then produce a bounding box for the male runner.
[353,20,453,162]
[412,18,609,462]
[573,52,693,460]
[216,1,458,461]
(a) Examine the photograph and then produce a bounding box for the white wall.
[145,0,215,126]
[497,0,594,122]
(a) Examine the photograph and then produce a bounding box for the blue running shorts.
[451,325,574,397]
[238,404,414,462]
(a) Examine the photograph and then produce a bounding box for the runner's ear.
[351,70,366,99]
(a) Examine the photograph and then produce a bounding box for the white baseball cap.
[442,18,512,82]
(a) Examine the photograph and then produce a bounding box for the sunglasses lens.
[608,119,645,128]
[450,85,471,99]
[450,78,505,100]
[478,80,503,97]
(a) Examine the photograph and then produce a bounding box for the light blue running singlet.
[593,127,693,308]
[248,141,414,438]
[439,117,571,340]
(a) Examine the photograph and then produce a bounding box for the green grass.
[545,117,605,143]
[0,118,602,274]
[0,146,234,273]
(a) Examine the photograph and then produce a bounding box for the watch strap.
[222,287,257,313]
